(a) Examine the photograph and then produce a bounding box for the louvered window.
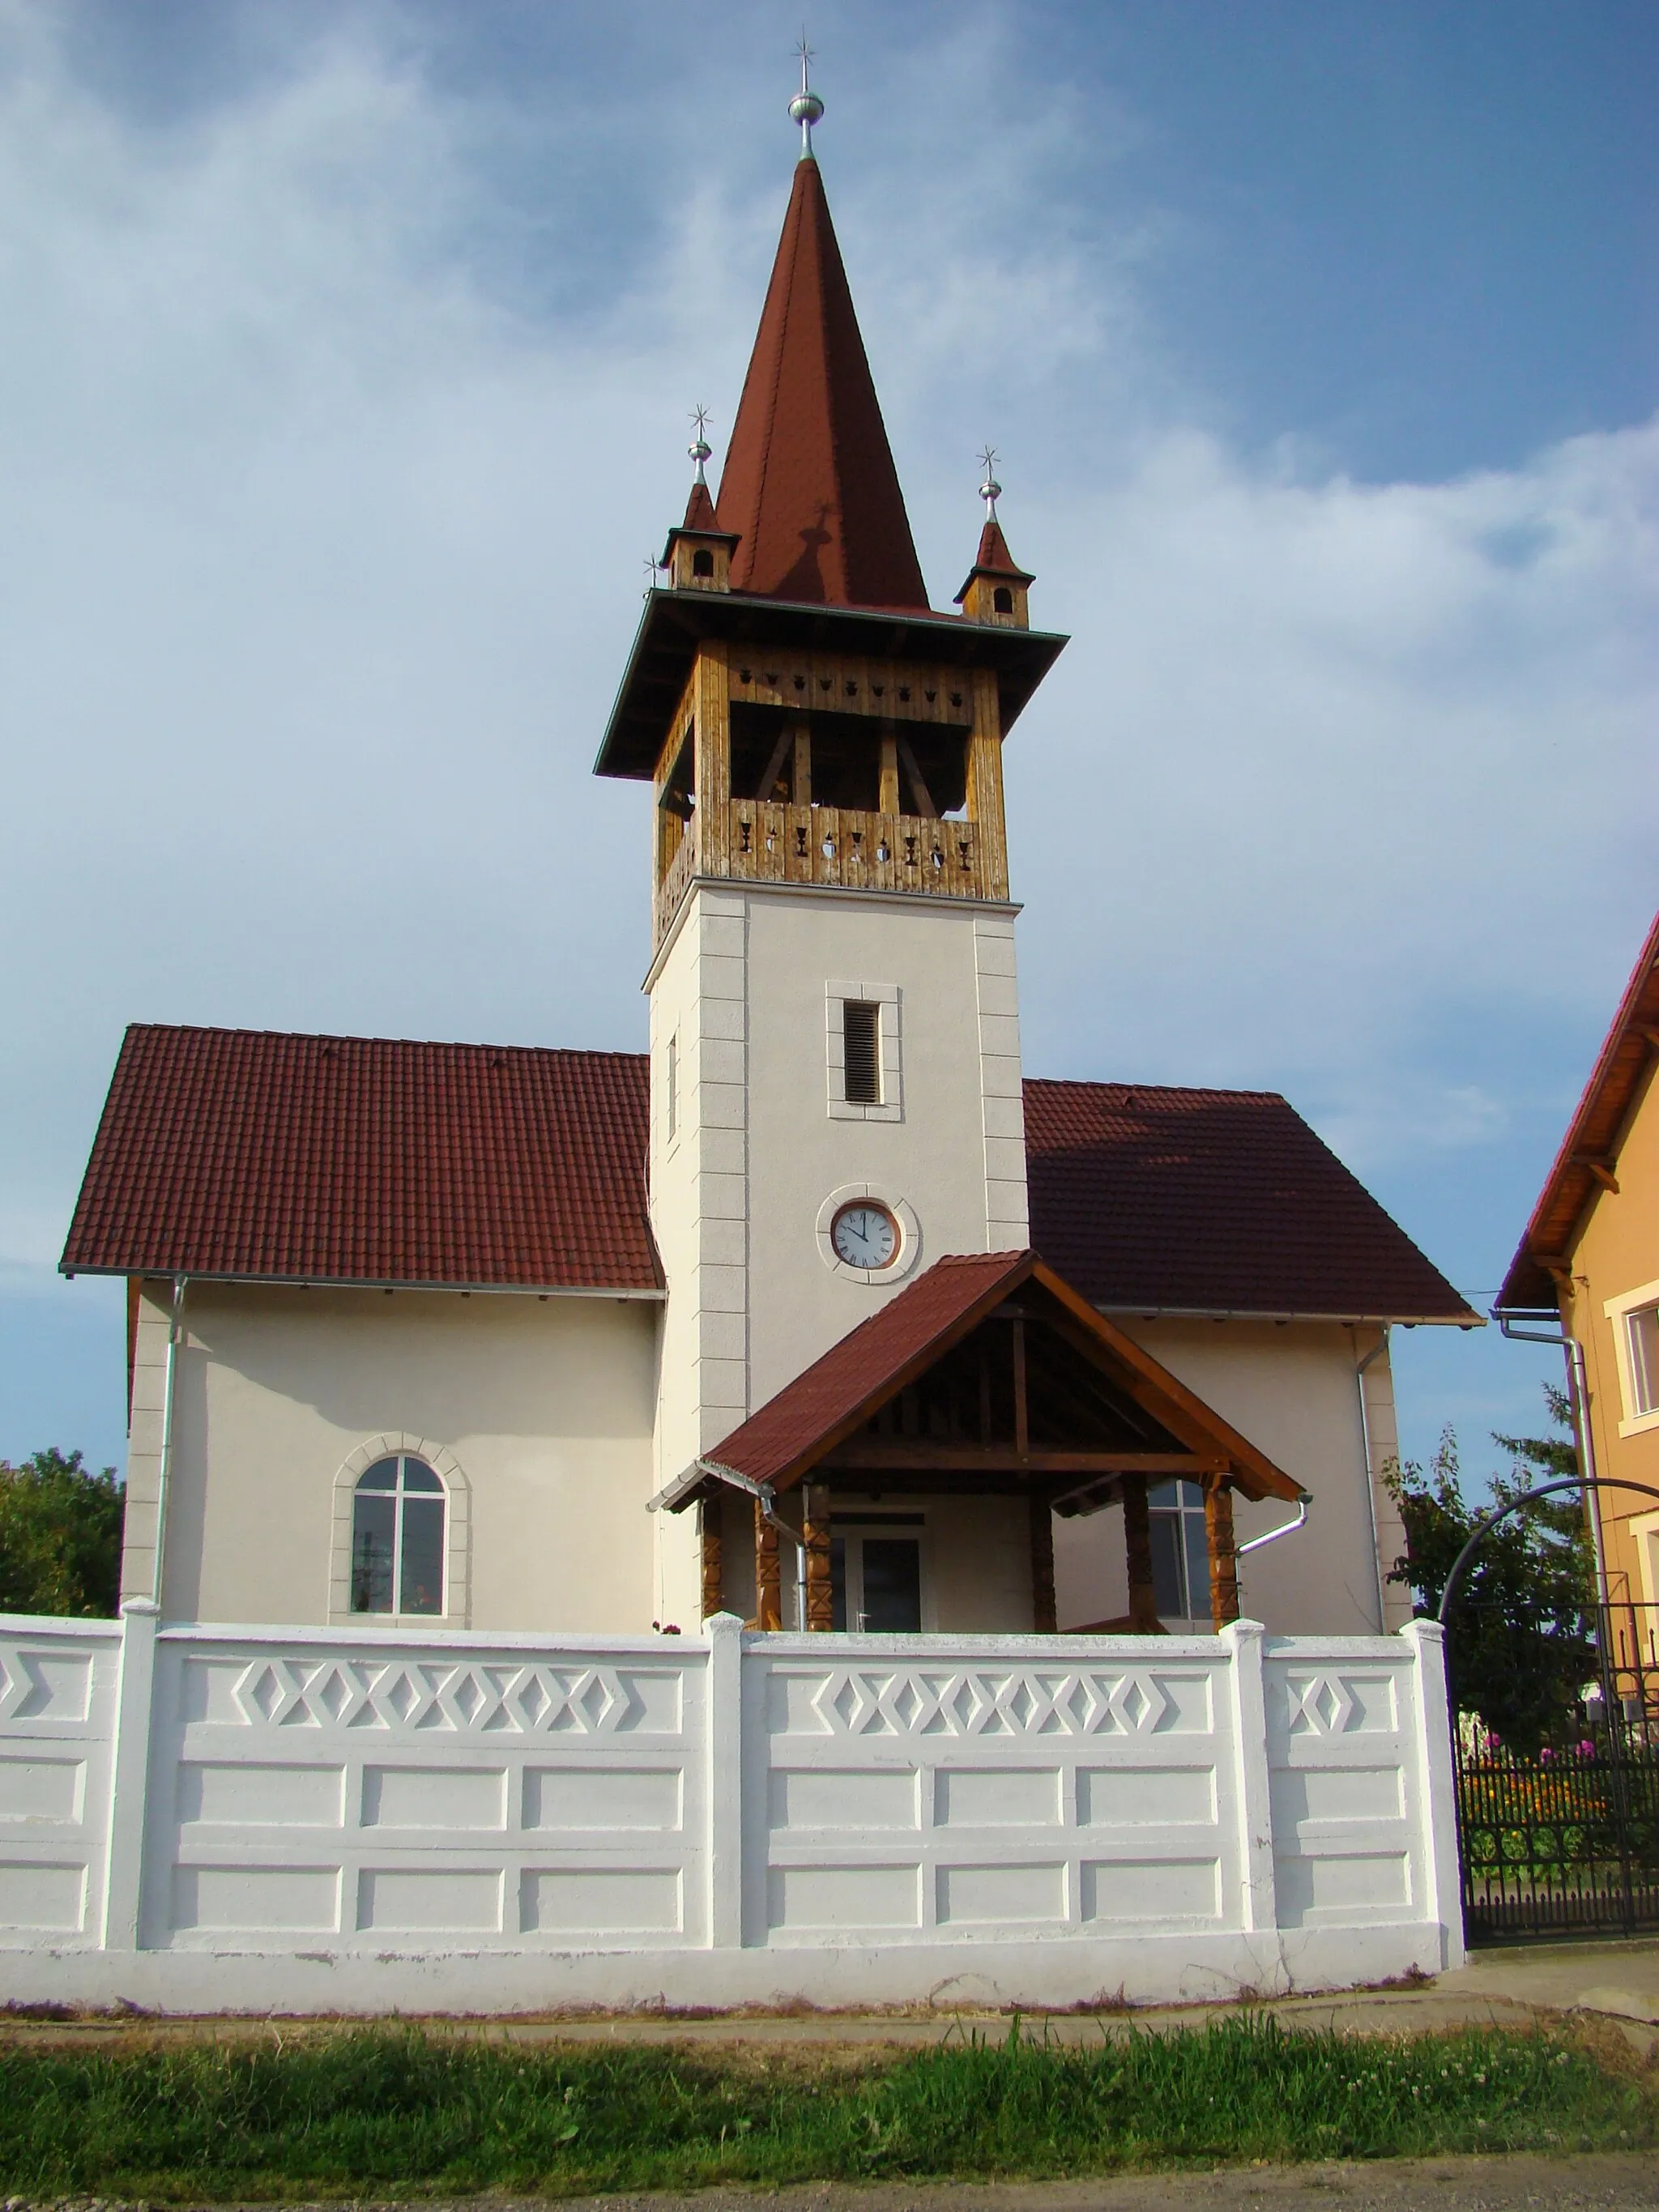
[842,999,881,1104]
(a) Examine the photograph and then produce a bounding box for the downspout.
[151,1274,187,1613]
[1236,1496,1309,1558]
[1495,1310,1610,1609]
[1354,1327,1390,1629]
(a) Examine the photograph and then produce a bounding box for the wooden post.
[1205,1476,1240,1629]
[790,721,812,808]
[1123,1477,1160,1633]
[753,1494,781,1632]
[1029,1491,1057,1633]
[700,1491,724,1622]
[878,728,900,816]
[694,641,731,874]
[965,669,1008,899]
[1012,1317,1029,1461]
[804,1483,834,1631]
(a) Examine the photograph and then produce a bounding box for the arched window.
[992,585,1014,615]
[692,548,715,578]
[351,1455,446,1616]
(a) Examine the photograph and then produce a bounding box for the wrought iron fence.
[1452,1599,1659,1941]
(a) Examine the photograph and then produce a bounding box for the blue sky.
[2,0,1655,1488]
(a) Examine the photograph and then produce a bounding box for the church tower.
[594,81,1065,1624]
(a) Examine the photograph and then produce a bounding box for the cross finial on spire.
[689,404,712,486]
[788,32,824,158]
[978,445,1002,517]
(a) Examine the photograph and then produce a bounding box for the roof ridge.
[121,1021,649,1064]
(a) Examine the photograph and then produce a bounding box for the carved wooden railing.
[723,803,987,899]
[655,802,1000,945]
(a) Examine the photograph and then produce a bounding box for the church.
[62,95,1475,1658]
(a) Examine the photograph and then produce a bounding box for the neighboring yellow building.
[1496,912,1659,1628]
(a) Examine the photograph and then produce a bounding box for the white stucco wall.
[1053,1323,1397,1637]
[125,1282,659,1635]
[646,877,1028,1628]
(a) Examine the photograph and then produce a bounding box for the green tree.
[1384,1387,1596,1754]
[0,1449,125,1618]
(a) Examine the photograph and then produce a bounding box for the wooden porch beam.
[804,1482,834,1632]
[700,1490,723,1623]
[1012,1317,1029,1459]
[753,1495,782,1632]
[1029,1492,1057,1634]
[1122,1476,1161,1634]
[819,1443,1227,1475]
[1205,1474,1240,1628]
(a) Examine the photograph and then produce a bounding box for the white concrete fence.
[0,1608,1462,2012]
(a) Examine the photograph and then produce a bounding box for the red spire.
[681,479,719,531]
[715,158,928,612]
[970,514,1034,582]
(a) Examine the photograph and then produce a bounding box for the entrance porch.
[658,1251,1305,1635]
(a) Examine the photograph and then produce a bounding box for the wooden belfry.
[672,1252,1300,1635]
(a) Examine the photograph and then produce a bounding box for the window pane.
[1175,1480,1205,1509]
[351,1492,396,1613]
[1629,1307,1659,1417]
[1149,1515,1185,1618]
[401,1457,444,1494]
[859,1539,921,1631]
[357,1457,399,1492]
[1183,1512,1212,1625]
[399,1496,446,1615]
[1146,1479,1179,1509]
[830,1537,847,1632]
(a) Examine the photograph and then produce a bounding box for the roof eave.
[1092,1302,1482,1328]
[594,589,1068,782]
[61,1263,665,1299]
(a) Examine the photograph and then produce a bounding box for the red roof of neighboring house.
[1023,1078,1475,1323]
[692,1250,1301,1503]
[714,156,930,612]
[60,1025,661,1294]
[1496,910,1659,1314]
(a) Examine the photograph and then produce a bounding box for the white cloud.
[0,0,1653,1341]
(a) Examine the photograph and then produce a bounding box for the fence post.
[101,1599,160,1952]
[1401,1617,1465,1970]
[1221,1617,1277,1933]
[705,1610,744,1950]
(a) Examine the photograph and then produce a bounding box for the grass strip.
[0,2015,1652,2201]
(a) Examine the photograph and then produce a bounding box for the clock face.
[831,1200,900,1271]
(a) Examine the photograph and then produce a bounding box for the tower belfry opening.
[595,104,1067,953]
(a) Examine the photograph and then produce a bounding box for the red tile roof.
[697,1250,1301,1502]
[704,1251,1025,1490]
[1496,910,1659,1314]
[957,514,1034,590]
[61,1025,660,1293]
[714,157,930,613]
[1023,1078,1475,1323]
[62,1032,1469,1323]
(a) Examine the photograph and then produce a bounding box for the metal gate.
[1453,1600,1659,1941]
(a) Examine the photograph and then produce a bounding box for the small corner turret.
[954,453,1034,629]
[660,410,738,593]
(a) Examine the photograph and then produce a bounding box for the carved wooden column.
[700,1491,723,1622]
[1205,1476,1240,1629]
[753,1495,782,1632]
[1029,1491,1057,1633]
[1123,1477,1161,1633]
[804,1483,834,1631]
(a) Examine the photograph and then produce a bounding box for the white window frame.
[329,1433,471,1628]
[825,978,901,1122]
[1603,1276,1659,1438]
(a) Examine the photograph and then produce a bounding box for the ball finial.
[791,34,824,156]
[978,445,1002,516]
[689,404,713,487]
